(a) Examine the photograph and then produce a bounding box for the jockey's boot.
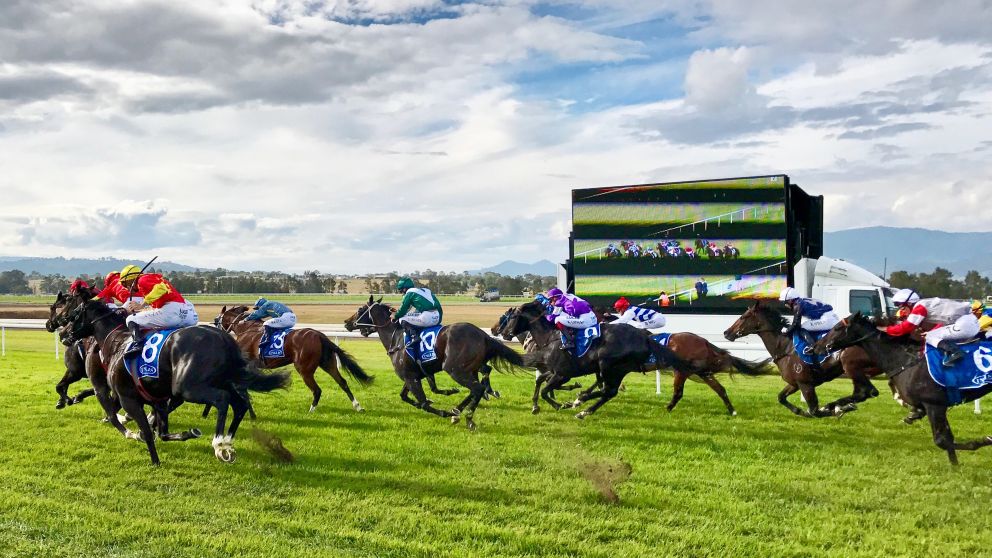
[401,323,421,360]
[938,340,966,366]
[798,329,817,354]
[560,327,577,350]
[123,322,144,358]
[260,325,272,346]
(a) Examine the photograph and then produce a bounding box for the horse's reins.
[352,302,390,330]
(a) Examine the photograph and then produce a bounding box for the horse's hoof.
[450,415,460,425]
[190,428,202,438]
[308,405,317,413]
[531,407,540,415]
[55,401,66,410]
[730,411,738,417]
[575,411,588,420]
[352,402,365,412]
[216,447,236,463]
[491,391,501,399]
[466,420,477,431]
[449,407,461,416]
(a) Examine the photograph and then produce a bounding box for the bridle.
[216,310,250,333]
[351,302,390,330]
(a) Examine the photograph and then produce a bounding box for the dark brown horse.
[46,291,96,409]
[505,301,767,415]
[60,297,290,464]
[214,306,372,413]
[344,296,527,430]
[724,300,883,418]
[817,313,992,464]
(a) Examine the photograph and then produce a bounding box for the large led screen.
[571,175,792,312]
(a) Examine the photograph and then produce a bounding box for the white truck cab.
[793,256,895,319]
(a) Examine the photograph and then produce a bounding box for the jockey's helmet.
[778,287,799,302]
[255,297,268,309]
[891,288,920,306]
[396,277,415,292]
[119,264,141,283]
[971,300,985,316]
[614,297,630,312]
[546,287,563,300]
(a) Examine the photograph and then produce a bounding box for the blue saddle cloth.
[793,331,833,366]
[124,328,181,380]
[925,340,992,405]
[404,325,443,364]
[561,324,600,359]
[260,328,290,359]
[645,332,672,365]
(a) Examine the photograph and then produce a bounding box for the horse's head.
[46,291,67,332]
[491,308,515,338]
[344,296,390,336]
[214,305,250,331]
[816,312,876,354]
[48,291,90,334]
[724,299,786,341]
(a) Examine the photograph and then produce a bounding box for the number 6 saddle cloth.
[924,339,992,405]
[124,328,182,380]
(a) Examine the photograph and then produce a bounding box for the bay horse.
[214,305,372,413]
[723,300,883,418]
[818,312,992,465]
[60,298,290,464]
[344,296,527,430]
[506,302,697,419]
[46,291,96,409]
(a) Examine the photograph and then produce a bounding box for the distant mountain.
[470,260,558,276]
[824,227,992,277]
[0,257,200,276]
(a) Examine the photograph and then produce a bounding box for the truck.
[793,256,895,319]
[479,288,501,302]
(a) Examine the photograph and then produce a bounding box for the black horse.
[344,296,527,430]
[817,313,992,465]
[45,291,97,409]
[60,298,290,465]
[507,301,697,419]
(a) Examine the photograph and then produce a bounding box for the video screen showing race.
[571,176,790,312]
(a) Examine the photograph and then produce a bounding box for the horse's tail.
[649,339,703,374]
[319,334,374,387]
[703,339,772,376]
[224,335,291,393]
[484,335,527,374]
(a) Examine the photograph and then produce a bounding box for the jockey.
[921,300,985,365]
[246,297,297,344]
[118,264,198,357]
[612,296,666,330]
[779,287,841,347]
[979,306,992,338]
[534,293,553,314]
[393,277,442,359]
[887,289,973,330]
[549,291,597,350]
[94,271,138,307]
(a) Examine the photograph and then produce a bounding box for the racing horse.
[504,301,752,416]
[59,297,290,465]
[817,313,992,464]
[45,291,97,409]
[214,306,373,413]
[723,300,883,418]
[344,296,527,430]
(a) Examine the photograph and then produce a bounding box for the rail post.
[1,326,5,356]
[656,370,661,395]
[54,333,59,360]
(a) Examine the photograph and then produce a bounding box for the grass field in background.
[2,329,992,557]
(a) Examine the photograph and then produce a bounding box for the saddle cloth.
[645,332,672,365]
[793,331,833,366]
[260,328,290,359]
[561,324,601,359]
[124,328,181,380]
[404,325,443,364]
[924,340,992,405]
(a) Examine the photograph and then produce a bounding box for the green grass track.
[1,330,991,557]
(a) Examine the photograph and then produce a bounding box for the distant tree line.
[887,268,992,300]
[0,267,557,297]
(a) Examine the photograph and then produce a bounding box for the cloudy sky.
[1,0,990,273]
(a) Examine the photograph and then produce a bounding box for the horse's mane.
[752,301,788,331]
[519,300,545,316]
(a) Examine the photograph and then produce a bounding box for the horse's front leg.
[540,374,568,411]
[798,383,834,418]
[566,377,603,409]
[407,379,453,418]
[425,372,459,396]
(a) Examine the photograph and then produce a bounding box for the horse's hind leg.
[54,367,77,409]
[184,386,234,462]
[321,356,363,411]
[575,376,622,420]
[296,364,322,413]
[71,388,96,405]
[407,379,453,418]
[666,372,689,412]
[532,372,547,414]
[798,384,833,418]
[118,396,160,465]
[699,374,736,416]
[541,375,567,410]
